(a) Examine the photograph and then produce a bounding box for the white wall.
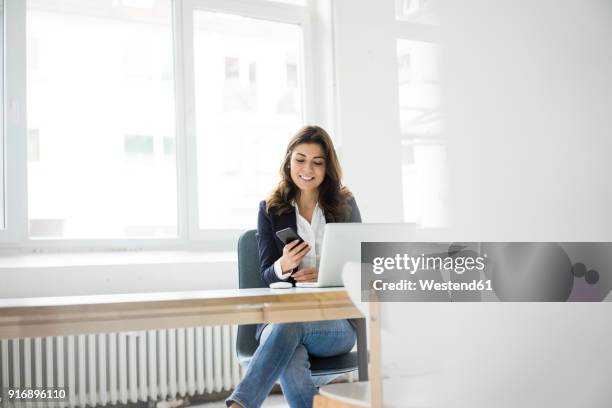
[441,0,612,240]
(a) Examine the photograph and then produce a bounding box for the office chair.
[236,229,368,379]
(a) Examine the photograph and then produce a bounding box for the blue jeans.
[227,319,356,408]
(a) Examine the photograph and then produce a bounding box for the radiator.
[0,326,245,407]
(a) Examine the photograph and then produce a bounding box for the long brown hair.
[265,126,353,222]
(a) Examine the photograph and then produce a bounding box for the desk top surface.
[0,287,348,309]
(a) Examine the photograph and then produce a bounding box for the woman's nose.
[300,162,312,172]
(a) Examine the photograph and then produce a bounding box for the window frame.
[0,0,318,250]
[179,0,316,242]
[0,0,4,232]
[1,0,28,244]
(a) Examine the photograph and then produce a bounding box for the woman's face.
[289,143,326,193]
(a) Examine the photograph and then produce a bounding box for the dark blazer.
[255,196,362,339]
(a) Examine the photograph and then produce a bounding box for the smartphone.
[275,227,304,245]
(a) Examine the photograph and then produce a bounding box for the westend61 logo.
[360,242,612,302]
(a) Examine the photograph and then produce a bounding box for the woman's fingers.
[293,267,318,282]
[291,245,309,267]
[281,241,310,271]
[285,240,300,250]
[289,241,309,257]
[294,273,316,282]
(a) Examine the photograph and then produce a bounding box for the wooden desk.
[0,287,370,402]
[0,287,371,405]
[0,288,368,390]
[0,287,363,339]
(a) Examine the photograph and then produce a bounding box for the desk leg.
[369,301,382,408]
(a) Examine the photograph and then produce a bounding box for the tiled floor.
[192,394,288,407]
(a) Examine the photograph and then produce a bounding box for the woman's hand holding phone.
[280,240,310,273]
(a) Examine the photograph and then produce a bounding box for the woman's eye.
[295,159,305,163]
[314,161,324,166]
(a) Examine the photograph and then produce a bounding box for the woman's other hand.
[280,240,310,273]
[293,267,318,283]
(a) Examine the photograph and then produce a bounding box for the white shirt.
[273,202,326,280]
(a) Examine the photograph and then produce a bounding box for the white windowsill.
[0,250,240,299]
[0,250,237,270]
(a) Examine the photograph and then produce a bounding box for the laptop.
[295,223,418,288]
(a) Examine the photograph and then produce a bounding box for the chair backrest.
[236,230,265,362]
[237,229,266,289]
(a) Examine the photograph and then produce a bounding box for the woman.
[227,126,361,408]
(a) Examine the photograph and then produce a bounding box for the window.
[396,9,447,227]
[26,0,177,239]
[163,136,175,157]
[225,57,240,80]
[124,134,155,158]
[248,62,257,85]
[397,40,440,137]
[27,129,40,162]
[395,0,438,25]
[192,9,305,230]
[265,0,306,5]
[1,0,314,247]
[286,60,298,89]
